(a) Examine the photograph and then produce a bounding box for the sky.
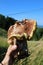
[0,0,43,25]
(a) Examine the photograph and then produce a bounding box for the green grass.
[0,28,7,37]
[0,37,43,65]
[14,41,43,65]
[0,36,9,62]
[0,28,43,65]
[0,28,8,62]
[0,37,8,47]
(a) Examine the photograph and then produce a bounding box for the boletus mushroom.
[7,19,36,58]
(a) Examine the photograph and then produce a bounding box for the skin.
[0,44,17,65]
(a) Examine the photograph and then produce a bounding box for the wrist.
[1,55,10,65]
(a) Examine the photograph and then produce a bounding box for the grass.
[0,37,8,47]
[0,28,8,62]
[0,28,7,37]
[14,41,43,65]
[0,28,43,65]
[0,36,9,62]
[0,37,43,65]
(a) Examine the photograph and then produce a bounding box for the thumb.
[11,45,17,51]
[7,45,17,55]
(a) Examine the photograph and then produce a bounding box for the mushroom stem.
[13,38,17,45]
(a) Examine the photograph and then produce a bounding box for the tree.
[0,14,17,30]
[5,16,17,30]
[0,14,6,29]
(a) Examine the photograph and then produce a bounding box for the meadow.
[0,28,43,65]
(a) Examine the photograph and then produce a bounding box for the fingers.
[11,45,17,51]
[7,45,17,56]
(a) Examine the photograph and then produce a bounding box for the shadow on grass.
[0,47,8,62]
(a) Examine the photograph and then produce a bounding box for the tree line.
[31,27,43,40]
[0,14,17,30]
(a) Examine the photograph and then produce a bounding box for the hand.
[0,45,17,65]
[6,45,17,57]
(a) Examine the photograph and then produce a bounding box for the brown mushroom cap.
[7,19,36,44]
[22,19,36,39]
[7,22,25,44]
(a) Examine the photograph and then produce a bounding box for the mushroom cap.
[7,19,36,44]
[22,19,36,39]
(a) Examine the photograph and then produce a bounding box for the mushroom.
[7,19,36,58]
[8,19,36,44]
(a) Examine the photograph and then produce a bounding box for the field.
[0,37,43,65]
[0,28,43,65]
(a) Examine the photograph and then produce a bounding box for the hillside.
[0,28,7,37]
[12,41,43,65]
[0,39,43,65]
[0,28,43,65]
[0,28,8,62]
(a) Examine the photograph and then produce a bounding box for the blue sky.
[0,0,43,25]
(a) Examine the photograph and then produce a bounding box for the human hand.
[6,45,17,57]
[1,45,18,65]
